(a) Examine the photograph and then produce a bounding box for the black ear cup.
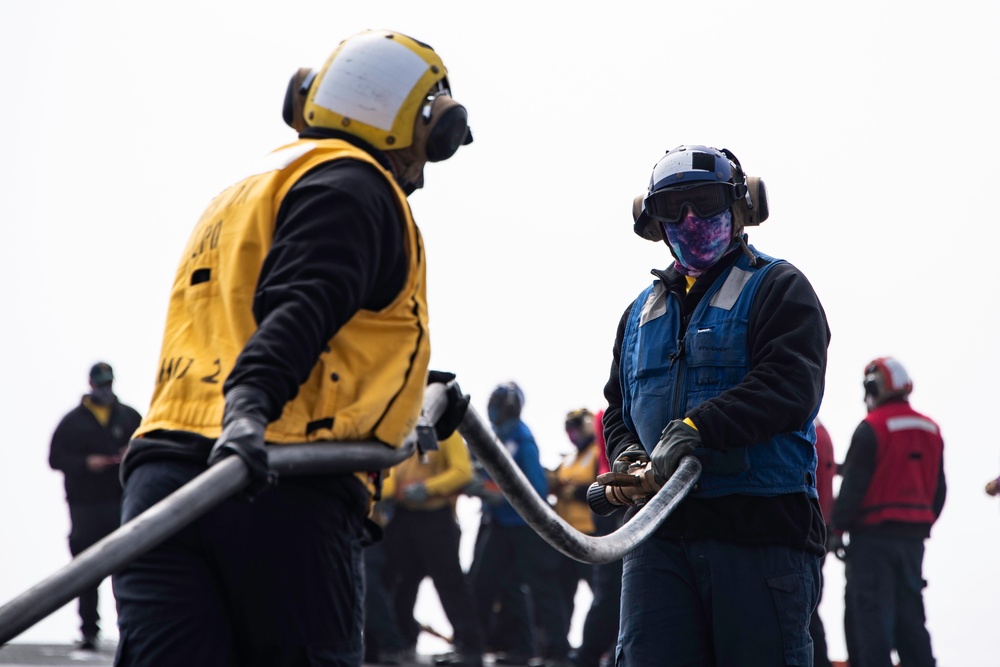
[425,105,471,162]
[632,194,662,242]
[282,68,315,132]
[864,378,879,398]
[745,176,769,226]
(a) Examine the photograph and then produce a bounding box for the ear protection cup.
[414,94,472,163]
[282,68,316,132]
[863,378,880,398]
[425,104,471,162]
[632,193,661,242]
[734,176,769,228]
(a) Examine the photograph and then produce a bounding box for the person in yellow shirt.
[546,409,602,662]
[381,431,484,667]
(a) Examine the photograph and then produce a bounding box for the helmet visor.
[645,183,738,224]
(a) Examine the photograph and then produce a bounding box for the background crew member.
[833,357,946,667]
[49,362,141,651]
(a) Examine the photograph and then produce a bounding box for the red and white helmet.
[863,356,913,408]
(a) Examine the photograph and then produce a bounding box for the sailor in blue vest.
[599,145,831,666]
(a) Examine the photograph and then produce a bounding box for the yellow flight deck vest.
[137,139,430,450]
[553,442,599,535]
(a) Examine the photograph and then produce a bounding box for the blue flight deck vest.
[620,247,818,499]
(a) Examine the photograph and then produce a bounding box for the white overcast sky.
[2,1,998,663]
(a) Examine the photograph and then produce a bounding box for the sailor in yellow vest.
[112,30,472,667]
[546,408,603,663]
[380,430,485,667]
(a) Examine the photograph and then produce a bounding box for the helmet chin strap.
[737,233,757,266]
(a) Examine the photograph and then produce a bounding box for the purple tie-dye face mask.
[663,209,733,277]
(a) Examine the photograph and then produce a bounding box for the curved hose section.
[457,405,702,565]
[0,386,446,646]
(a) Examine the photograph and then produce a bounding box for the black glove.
[427,370,470,440]
[208,385,276,499]
[611,443,649,474]
[827,532,847,561]
[650,420,701,485]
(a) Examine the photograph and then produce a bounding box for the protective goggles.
[644,182,739,224]
[420,80,473,162]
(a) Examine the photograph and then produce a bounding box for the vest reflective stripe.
[887,416,939,434]
[137,139,429,448]
[621,247,818,499]
[859,402,943,526]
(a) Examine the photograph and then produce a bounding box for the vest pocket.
[635,330,678,379]
[683,325,748,409]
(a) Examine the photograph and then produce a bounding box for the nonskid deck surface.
[0,643,115,666]
[0,646,854,667]
[0,643,439,667]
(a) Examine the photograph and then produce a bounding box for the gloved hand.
[827,532,847,561]
[402,481,430,504]
[611,443,649,474]
[208,385,276,499]
[595,464,661,509]
[650,420,700,485]
[427,370,471,440]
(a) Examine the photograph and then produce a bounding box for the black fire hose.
[456,405,702,565]
[0,384,450,646]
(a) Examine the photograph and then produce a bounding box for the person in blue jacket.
[599,145,830,666]
[468,382,570,667]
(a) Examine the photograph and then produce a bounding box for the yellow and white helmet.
[302,30,470,156]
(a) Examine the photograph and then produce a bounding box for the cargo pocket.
[766,571,813,666]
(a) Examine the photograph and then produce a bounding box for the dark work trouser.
[845,534,935,667]
[67,500,121,639]
[573,554,622,667]
[113,460,368,667]
[382,506,483,655]
[553,551,594,649]
[364,540,408,660]
[809,553,833,667]
[469,521,570,661]
[619,537,819,667]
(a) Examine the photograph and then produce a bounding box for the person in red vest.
[833,357,946,667]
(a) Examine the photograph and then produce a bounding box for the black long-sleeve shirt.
[50,398,142,503]
[223,135,407,420]
[602,245,831,553]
